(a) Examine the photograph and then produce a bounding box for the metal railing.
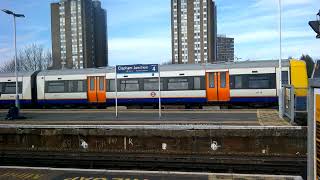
[283,85,295,123]
[307,78,320,179]
[282,85,308,124]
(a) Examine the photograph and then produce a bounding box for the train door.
[217,72,230,102]
[206,72,218,101]
[87,76,106,103]
[206,71,230,102]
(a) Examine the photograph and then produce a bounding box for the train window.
[107,80,115,92]
[68,81,74,92]
[0,83,2,93]
[234,76,243,89]
[282,71,289,85]
[99,77,104,91]
[66,80,86,92]
[144,78,163,91]
[90,78,95,91]
[209,73,215,88]
[120,79,139,91]
[168,77,189,90]
[47,81,65,93]
[248,74,276,89]
[2,82,22,94]
[220,72,226,88]
[78,80,85,92]
[194,77,201,90]
[231,74,276,89]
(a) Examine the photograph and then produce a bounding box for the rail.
[0,124,303,130]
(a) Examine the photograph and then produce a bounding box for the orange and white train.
[0,59,308,108]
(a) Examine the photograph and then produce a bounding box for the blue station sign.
[116,64,159,74]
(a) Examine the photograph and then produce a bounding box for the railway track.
[0,150,307,178]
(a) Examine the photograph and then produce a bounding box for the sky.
[0,0,319,66]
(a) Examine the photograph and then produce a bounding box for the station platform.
[0,109,290,126]
[0,166,303,180]
[0,109,306,178]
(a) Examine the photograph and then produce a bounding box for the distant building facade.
[51,0,108,69]
[171,0,217,64]
[217,35,234,62]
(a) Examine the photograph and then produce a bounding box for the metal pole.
[278,0,283,118]
[158,64,161,118]
[13,16,19,109]
[308,86,316,179]
[115,66,118,118]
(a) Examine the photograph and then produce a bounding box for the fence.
[282,85,308,124]
[307,79,320,179]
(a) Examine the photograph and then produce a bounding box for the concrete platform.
[0,109,290,126]
[0,109,305,178]
[0,167,303,180]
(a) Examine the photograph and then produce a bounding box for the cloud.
[252,0,313,9]
[108,37,171,65]
[219,8,315,33]
[0,48,11,54]
[0,48,13,65]
[105,0,170,27]
[232,30,313,44]
[236,39,320,60]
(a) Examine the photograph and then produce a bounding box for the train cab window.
[209,73,215,88]
[143,78,163,91]
[282,71,289,85]
[90,78,95,91]
[107,80,115,92]
[2,82,22,94]
[47,81,65,93]
[120,79,139,91]
[168,77,189,90]
[220,72,226,88]
[99,77,104,91]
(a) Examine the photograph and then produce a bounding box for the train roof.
[37,59,290,76]
[162,59,290,71]
[38,66,114,76]
[0,71,36,77]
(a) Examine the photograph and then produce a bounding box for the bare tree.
[0,60,15,73]
[161,60,173,65]
[0,43,52,73]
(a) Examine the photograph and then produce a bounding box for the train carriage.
[0,59,308,108]
[106,64,207,106]
[36,68,111,106]
[0,71,37,107]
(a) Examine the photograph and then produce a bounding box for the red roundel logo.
[150,92,156,97]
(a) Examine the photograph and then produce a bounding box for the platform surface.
[0,167,303,180]
[0,109,290,126]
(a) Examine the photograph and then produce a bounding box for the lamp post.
[1,9,25,109]
[317,10,320,38]
[308,9,320,39]
[278,0,283,118]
